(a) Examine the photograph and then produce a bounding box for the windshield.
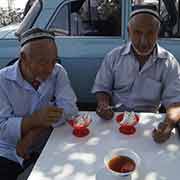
[15,0,42,37]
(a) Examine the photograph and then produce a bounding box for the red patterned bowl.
[116,113,139,135]
[68,113,92,137]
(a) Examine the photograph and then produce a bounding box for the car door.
[45,0,128,108]
[158,0,180,61]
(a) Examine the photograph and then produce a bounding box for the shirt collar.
[3,60,34,90]
[3,60,58,90]
[156,43,169,59]
[3,60,25,83]
[122,42,168,60]
[121,42,131,55]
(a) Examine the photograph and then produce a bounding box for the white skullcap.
[130,3,160,22]
[19,28,55,47]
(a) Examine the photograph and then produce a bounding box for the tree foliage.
[0,8,23,26]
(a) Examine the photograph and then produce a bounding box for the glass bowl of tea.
[104,148,141,178]
[116,111,139,135]
[68,112,92,137]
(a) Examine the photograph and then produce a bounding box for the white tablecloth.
[27,112,180,180]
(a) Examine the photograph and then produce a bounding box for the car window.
[49,0,122,36]
[132,0,180,38]
[49,4,70,36]
[159,0,180,38]
[15,0,42,37]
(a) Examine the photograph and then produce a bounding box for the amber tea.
[108,155,136,173]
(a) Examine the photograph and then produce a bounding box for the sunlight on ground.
[131,168,141,180]
[86,137,100,146]
[145,172,158,180]
[144,171,167,180]
[30,164,75,180]
[29,171,50,180]
[74,172,94,180]
[143,129,152,137]
[32,163,95,180]
[51,164,74,175]
[52,164,74,179]
[68,152,96,164]
[62,143,76,151]
[166,144,179,152]
[101,129,111,135]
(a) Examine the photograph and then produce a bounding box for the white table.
[27,112,180,180]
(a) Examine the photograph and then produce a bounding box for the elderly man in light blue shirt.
[0,28,78,180]
[92,4,180,143]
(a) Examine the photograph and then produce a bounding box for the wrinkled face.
[21,39,57,82]
[128,14,160,56]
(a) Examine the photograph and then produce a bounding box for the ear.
[128,22,133,34]
[20,51,26,61]
[20,51,29,67]
[127,25,131,38]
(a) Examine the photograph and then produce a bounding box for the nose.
[139,34,148,48]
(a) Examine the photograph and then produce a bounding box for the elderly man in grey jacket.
[0,28,78,180]
[92,3,180,143]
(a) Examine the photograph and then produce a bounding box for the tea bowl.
[104,148,141,178]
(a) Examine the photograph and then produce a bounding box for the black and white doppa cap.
[19,28,55,47]
[130,3,160,22]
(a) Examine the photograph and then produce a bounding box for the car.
[0,0,180,109]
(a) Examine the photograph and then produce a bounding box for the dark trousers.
[0,152,40,180]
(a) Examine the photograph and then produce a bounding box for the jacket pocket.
[133,77,162,102]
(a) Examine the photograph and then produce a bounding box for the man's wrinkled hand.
[16,135,32,160]
[16,128,44,159]
[152,121,174,144]
[96,103,114,120]
[32,106,64,128]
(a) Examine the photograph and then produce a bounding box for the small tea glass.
[68,112,92,137]
[115,112,139,135]
[104,148,141,179]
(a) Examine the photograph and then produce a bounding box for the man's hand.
[96,102,114,120]
[22,106,63,137]
[31,106,64,128]
[96,92,114,120]
[152,119,175,144]
[16,138,31,160]
[16,128,45,159]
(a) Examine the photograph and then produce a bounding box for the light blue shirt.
[0,60,78,164]
[92,42,180,112]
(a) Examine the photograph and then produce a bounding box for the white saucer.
[96,166,145,180]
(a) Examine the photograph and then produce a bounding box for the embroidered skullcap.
[130,3,160,22]
[19,28,55,47]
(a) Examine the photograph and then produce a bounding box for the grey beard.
[132,43,155,56]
